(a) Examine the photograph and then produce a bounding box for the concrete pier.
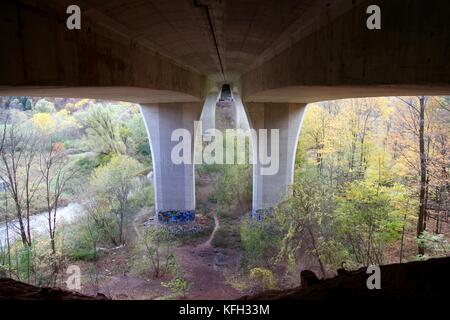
[244,102,306,216]
[140,102,202,223]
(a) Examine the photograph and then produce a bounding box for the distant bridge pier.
[244,102,306,218]
[199,89,221,135]
[140,102,202,223]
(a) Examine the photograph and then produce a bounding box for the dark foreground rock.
[1,257,450,300]
[0,278,108,300]
[242,257,450,301]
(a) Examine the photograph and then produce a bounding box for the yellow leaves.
[32,112,56,134]
[249,267,276,290]
[74,99,92,111]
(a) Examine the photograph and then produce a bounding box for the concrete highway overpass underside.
[1,0,449,220]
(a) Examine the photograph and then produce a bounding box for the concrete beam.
[0,0,205,102]
[244,102,306,215]
[140,102,202,223]
[242,0,450,102]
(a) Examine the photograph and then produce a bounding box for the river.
[0,203,84,246]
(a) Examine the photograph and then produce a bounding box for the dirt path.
[172,179,242,299]
[90,177,242,300]
[173,212,241,300]
[203,212,219,247]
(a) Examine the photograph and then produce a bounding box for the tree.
[39,140,76,254]
[334,180,405,266]
[276,173,336,276]
[91,155,143,244]
[76,104,126,156]
[140,226,175,278]
[392,96,450,255]
[0,111,41,247]
[33,99,56,113]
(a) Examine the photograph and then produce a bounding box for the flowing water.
[0,203,84,246]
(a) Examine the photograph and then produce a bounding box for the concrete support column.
[199,90,220,134]
[140,102,202,223]
[243,102,306,217]
[233,93,250,130]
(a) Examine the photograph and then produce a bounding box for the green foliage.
[240,216,281,268]
[91,154,144,206]
[126,113,151,160]
[334,180,405,266]
[275,172,335,273]
[24,98,33,111]
[133,226,176,278]
[215,164,252,212]
[33,99,56,113]
[65,217,101,261]
[161,255,189,298]
[249,267,276,291]
[417,231,450,259]
[209,164,252,249]
[128,183,154,210]
[76,104,126,155]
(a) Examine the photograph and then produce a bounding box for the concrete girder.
[242,0,450,103]
[0,0,205,101]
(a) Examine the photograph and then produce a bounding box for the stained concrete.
[140,103,202,215]
[244,102,306,212]
[199,90,221,134]
[1,0,449,216]
[2,0,449,102]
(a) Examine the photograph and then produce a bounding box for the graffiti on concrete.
[158,210,195,223]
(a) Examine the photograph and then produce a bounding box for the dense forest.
[0,95,448,298]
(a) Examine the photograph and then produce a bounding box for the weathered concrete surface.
[244,102,306,212]
[199,90,221,134]
[1,0,449,102]
[232,91,251,131]
[242,0,450,102]
[0,0,205,101]
[140,103,202,215]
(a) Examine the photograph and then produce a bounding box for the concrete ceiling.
[2,0,449,102]
[78,0,329,78]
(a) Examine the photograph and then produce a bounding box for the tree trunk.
[417,96,427,256]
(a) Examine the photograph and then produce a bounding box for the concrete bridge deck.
[1,0,449,219]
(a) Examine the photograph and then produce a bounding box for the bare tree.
[0,112,41,247]
[39,140,76,255]
[394,96,430,255]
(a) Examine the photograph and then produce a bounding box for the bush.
[65,217,101,262]
[133,226,176,278]
[240,216,281,268]
[417,231,450,259]
[249,267,276,291]
[33,99,56,113]
[161,256,189,298]
[128,183,154,210]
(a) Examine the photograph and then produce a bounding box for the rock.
[214,253,228,267]
[300,270,321,287]
[241,257,450,301]
[0,278,109,300]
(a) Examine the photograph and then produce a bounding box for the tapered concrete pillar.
[243,102,306,217]
[199,90,220,134]
[140,102,202,223]
[233,93,250,130]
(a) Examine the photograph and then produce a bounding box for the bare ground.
[76,174,244,300]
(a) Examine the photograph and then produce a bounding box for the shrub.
[161,256,189,298]
[240,216,281,268]
[249,267,276,291]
